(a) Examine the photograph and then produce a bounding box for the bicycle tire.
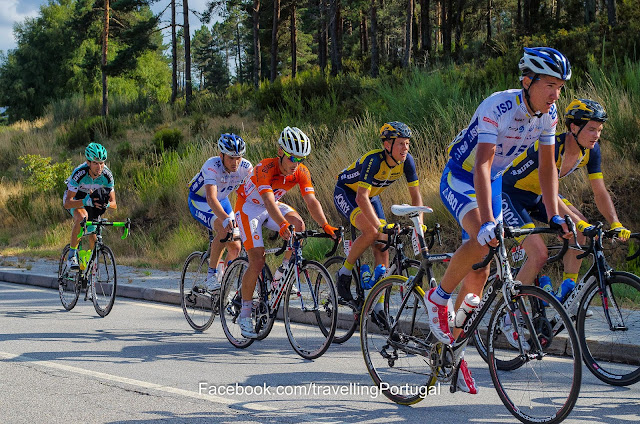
[220,257,255,348]
[488,285,581,424]
[91,245,117,317]
[324,255,360,344]
[360,275,438,405]
[58,244,80,311]
[254,264,275,341]
[576,272,640,386]
[284,260,338,359]
[180,251,216,332]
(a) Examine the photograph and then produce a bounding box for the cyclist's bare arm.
[260,190,287,226]
[538,143,569,236]
[590,177,621,225]
[205,184,232,230]
[302,192,335,238]
[473,143,497,228]
[355,186,382,229]
[63,190,83,209]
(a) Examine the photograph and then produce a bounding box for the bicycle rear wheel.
[180,251,216,331]
[284,260,337,359]
[577,272,640,386]
[360,276,437,405]
[91,245,117,317]
[324,255,360,344]
[488,285,581,424]
[58,244,80,311]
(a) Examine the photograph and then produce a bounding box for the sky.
[0,0,213,55]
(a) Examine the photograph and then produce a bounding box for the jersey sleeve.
[538,105,558,146]
[102,167,115,188]
[358,152,382,191]
[296,164,316,196]
[201,158,219,186]
[403,153,419,187]
[255,159,276,195]
[586,143,603,180]
[475,96,501,145]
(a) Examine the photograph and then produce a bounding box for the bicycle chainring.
[429,342,455,382]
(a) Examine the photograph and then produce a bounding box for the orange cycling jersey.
[237,158,315,205]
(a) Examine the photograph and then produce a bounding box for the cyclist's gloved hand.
[420,224,428,233]
[222,217,235,230]
[279,220,291,240]
[576,219,595,234]
[549,215,567,232]
[611,222,631,241]
[82,196,94,208]
[322,223,339,238]
[477,221,497,246]
[378,223,396,233]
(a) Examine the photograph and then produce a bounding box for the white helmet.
[278,126,311,157]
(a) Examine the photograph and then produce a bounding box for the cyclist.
[427,47,573,394]
[502,98,630,287]
[234,126,339,338]
[333,121,424,309]
[187,133,253,291]
[63,142,116,270]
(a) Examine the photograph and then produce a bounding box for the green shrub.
[19,154,72,193]
[153,128,183,152]
[57,116,122,149]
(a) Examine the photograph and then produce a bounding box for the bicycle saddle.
[391,204,433,217]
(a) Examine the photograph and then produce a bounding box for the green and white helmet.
[85,142,107,161]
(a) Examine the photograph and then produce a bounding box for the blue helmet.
[217,133,246,157]
[379,121,412,140]
[519,47,572,81]
[85,142,107,161]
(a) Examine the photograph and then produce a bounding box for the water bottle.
[272,265,285,291]
[538,275,553,306]
[373,264,387,284]
[447,298,455,327]
[360,264,373,289]
[555,278,575,303]
[454,293,480,328]
[78,249,92,270]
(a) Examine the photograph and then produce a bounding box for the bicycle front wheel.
[58,244,80,311]
[284,260,337,359]
[180,251,216,331]
[91,245,117,317]
[220,257,255,349]
[360,276,437,405]
[577,272,640,386]
[488,285,581,424]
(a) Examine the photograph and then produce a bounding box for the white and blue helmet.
[217,133,246,157]
[519,47,572,81]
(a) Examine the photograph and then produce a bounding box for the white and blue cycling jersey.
[188,156,253,229]
[446,89,558,181]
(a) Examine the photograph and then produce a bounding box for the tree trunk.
[454,0,464,59]
[252,0,261,88]
[402,0,413,68]
[523,0,530,33]
[420,0,431,59]
[329,0,341,76]
[584,0,595,24]
[291,0,297,78]
[606,0,616,26]
[236,22,243,84]
[486,0,491,42]
[270,0,280,82]
[360,10,368,57]
[318,0,327,73]
[183,0,192,111]
[101,0,109,117]
[170,0,177,103]
[516,0,521,27]
[442,0,451,57]
[370,0,378,77]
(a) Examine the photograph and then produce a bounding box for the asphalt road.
[1,280,639,424]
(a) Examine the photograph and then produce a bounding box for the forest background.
[1,0,640,272]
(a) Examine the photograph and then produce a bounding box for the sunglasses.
[282,151,306,163]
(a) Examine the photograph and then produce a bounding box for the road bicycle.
[220,227,341,359]
[58,218,130,317]
[360,204,581,424]
[180,229,240,331]
[324,222,441,343]
[474,223,640,386]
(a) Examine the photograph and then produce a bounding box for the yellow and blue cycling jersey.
[503,133,603,196]
[336,149,419,196]
[334,149,418,225]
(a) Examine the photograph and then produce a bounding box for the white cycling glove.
[477,221,497,246]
